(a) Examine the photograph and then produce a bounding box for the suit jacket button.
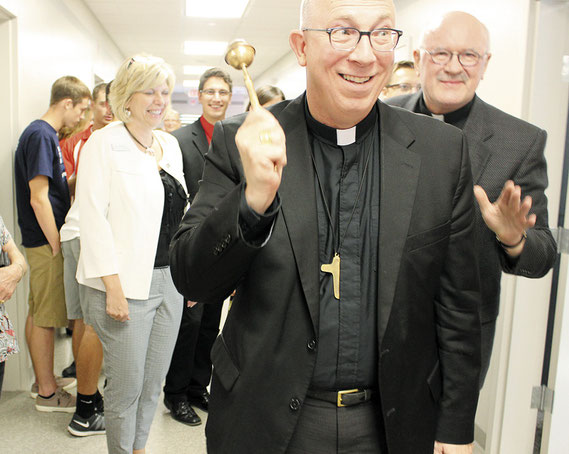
[380,349,390,358]
[386,408,396,418]
[307,339,317,351]
[289,398,301,411]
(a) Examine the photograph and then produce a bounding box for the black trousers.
[285,396,387,454]
[480,318,497,389]
[164,301,223,401]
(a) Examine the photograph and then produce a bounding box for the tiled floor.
[0,329,208,454]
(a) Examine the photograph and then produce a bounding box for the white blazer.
[76,122,188,300]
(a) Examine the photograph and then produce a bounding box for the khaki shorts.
[26,244,67,328]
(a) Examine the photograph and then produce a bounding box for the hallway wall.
[0,0,124,392]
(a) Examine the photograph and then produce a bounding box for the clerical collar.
[304,98,378,146]
[417,94,475,129]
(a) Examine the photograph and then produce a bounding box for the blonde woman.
[76,54,187,454]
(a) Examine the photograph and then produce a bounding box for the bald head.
[414,11,491,114]
[300,0,395,28]
[421,11,490,54]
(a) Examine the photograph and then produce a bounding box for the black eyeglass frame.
[420,48,488,67]
[302,27,403,52]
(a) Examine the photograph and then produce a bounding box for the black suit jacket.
[387,92,556,324]
[170,95,482,454]
[172,119,209,203]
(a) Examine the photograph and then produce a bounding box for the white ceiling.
[83,0,303,92]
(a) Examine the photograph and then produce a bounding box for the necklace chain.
[310,140,374,256]
[124,124,155,156]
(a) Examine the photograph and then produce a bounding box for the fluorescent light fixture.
[184,40,227,55]
[183,65,211,75]
[183,80,200,88]
[186,0,250,18]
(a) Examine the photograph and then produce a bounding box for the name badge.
[111,143,130,152]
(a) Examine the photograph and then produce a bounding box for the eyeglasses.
[385,83,421,93]
[200,89,231,97]
[421,48,487,67]
[302,27,402,52]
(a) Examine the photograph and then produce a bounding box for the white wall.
[0,0,124,392]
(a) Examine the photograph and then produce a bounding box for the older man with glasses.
[171,1,483,453]
[388,11,556,389]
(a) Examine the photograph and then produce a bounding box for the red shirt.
[200,116,214,145]
[60,125,93,178]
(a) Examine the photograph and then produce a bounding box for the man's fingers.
[507,184,522,211]
[527,213,537,229]
[498,180,515,206]
[520,195,533,216]
[473,185,491,210]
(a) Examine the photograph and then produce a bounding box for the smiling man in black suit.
[163,68,233,426]
[387,11,556,388]
[170,1,483,453]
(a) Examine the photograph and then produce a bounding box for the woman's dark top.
[154,169,187,267]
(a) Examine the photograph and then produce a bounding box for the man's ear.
[61,98,73,110]
[413,49,421,76]
[480,52,492,80]
[289,30,308,67]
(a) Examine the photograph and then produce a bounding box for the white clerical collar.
[337,127,357,146]
[432,114,445,122]
[305,98,378,146]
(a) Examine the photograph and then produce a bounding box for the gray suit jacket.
[388,92,556,324]
[172,119,209,203]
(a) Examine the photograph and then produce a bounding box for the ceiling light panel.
[186,0,250,18]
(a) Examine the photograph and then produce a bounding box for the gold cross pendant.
[321,253,340,300]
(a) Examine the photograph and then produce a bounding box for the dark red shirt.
[200,116,214,145]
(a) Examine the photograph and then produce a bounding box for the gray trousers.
[87,267,183,453]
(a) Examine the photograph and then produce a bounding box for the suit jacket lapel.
[462,96,494,183]
[192,121,209,158]
[277,96,320,331]
[377,102,421,345]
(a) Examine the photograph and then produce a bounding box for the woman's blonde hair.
[109,53,175,123]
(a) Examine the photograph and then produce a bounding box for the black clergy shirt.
[237,100,381,390]
[306,102,380,390]
[416,94,475,130]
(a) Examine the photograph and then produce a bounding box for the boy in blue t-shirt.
[14,75,90,413]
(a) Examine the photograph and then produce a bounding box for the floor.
[0,329,208,454]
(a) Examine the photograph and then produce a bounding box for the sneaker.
[95,395,104,414]
[68,412,106,437]
[30,376,77,398]
[35,387,76,413]
[62,361,76,378]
